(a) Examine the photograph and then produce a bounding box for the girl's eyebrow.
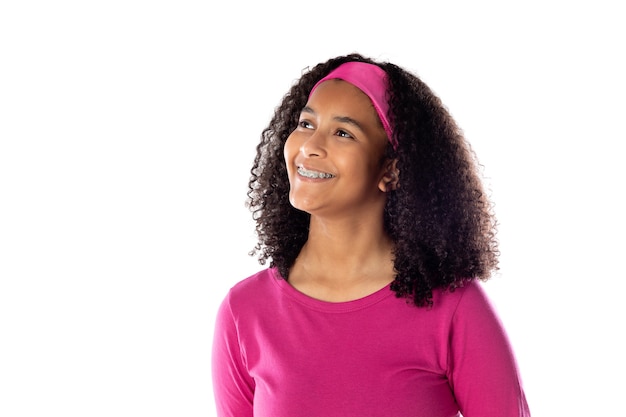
[300,106,365,132]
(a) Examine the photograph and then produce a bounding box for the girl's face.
[284,79,392,219]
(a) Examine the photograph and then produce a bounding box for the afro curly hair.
[246,53,499,308]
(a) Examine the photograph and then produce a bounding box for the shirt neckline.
[269,267,395,313]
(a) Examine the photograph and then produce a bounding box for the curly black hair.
[246,53,499,307]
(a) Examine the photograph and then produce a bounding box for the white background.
[1,1,624,416]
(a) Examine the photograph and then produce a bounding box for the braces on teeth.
[298,167,335,179]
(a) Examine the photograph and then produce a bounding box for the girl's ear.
[378,159,400,192]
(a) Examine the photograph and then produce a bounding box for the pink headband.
[309,62,396,148]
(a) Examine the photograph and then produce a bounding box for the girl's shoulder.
[223,267,281,310]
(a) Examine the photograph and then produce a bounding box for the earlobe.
[378,159,400,192]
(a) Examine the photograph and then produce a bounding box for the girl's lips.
[297,166,335,179]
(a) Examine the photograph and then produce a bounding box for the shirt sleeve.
[212,293,255,417]
[447,283,531,417]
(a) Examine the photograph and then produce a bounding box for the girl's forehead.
[306,80,376,113]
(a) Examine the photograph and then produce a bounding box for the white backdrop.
[1,1,624,416]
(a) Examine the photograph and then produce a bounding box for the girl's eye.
[299,120,313,129]
[336,129,353,139]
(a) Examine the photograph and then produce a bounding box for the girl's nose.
[300,129,327,158]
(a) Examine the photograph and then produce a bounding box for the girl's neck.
[287,218,396,302]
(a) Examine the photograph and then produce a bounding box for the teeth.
[297,166,335,179]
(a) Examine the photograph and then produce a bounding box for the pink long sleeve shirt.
[212,268,530,417]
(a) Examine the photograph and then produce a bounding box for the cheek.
[337,151,377,176]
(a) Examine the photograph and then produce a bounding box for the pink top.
[212,268,530,417]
